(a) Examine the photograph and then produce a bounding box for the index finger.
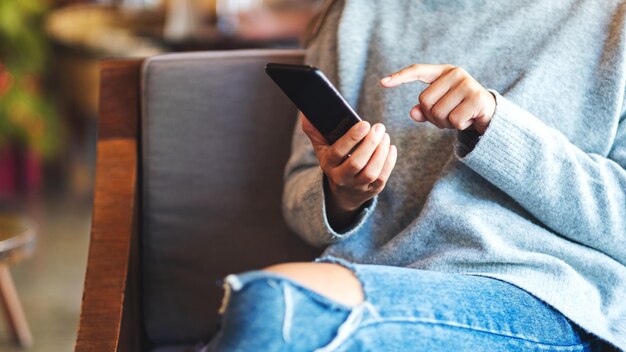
[325,121,371,167]
[300,113,328,148]
[380,64,455,87]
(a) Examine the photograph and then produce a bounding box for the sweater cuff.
[315,169,378,241]
[455,90,548,188]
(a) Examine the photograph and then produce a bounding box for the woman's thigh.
[316,256,604,352]
[204,256,605,352]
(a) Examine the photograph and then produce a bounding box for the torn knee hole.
[262,262,365,307]
[218,274,241,314]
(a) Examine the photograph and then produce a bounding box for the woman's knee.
[262,262,364,307]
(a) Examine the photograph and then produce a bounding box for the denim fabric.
[201,256,609,351]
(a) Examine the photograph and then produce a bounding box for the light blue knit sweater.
[282,0,626,349]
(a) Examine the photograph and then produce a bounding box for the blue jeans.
[201,256,611,351]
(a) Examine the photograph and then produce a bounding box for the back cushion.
[141,50,320,345]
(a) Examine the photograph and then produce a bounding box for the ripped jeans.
[200,256,610,352]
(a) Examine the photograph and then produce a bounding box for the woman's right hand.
[300,113,397,228]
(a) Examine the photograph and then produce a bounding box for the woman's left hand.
[380,64,496,135]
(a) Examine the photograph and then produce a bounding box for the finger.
[418,76,468,129]
[337,123,385,178]
[354,133,390,185]
[472,91,497,134]
[380,64,455,87]
[473,115,491,135]
[430,84,466,128]
[420,90,454,129]
[300,114,328,148]
[325,121,371,167]
[369,144,397,191]
[418,67,465,111]
[410,105,427,122]
[448,100,478,130]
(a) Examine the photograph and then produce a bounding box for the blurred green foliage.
[0,0,61,158]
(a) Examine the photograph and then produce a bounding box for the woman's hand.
[380,64,496,135]
[300,114,397,228]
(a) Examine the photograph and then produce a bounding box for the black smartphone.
[265,63,362,144]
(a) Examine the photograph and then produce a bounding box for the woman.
[205,0,626,350]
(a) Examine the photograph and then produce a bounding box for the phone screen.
[265,63,362,144]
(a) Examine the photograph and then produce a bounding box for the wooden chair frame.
[75,59,144,352]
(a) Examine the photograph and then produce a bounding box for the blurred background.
[0,0,320,350]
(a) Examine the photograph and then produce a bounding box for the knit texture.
[282,0,626,349]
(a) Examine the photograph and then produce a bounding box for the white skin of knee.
[263,263,365,307]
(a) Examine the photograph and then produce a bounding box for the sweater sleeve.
[281,0,377,248]
[457,91,626,263]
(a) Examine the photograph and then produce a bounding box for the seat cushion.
[141,50,321,345]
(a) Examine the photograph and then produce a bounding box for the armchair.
[75,50,320,352]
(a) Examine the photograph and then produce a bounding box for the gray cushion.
[141,50,320,345]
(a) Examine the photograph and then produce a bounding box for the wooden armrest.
[75,59,144,352]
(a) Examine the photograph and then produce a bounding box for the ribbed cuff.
[456,90,549,189]
[315,169,378,241]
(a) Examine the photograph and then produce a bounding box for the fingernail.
[381,76,391,83]
[373,123,384,134]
